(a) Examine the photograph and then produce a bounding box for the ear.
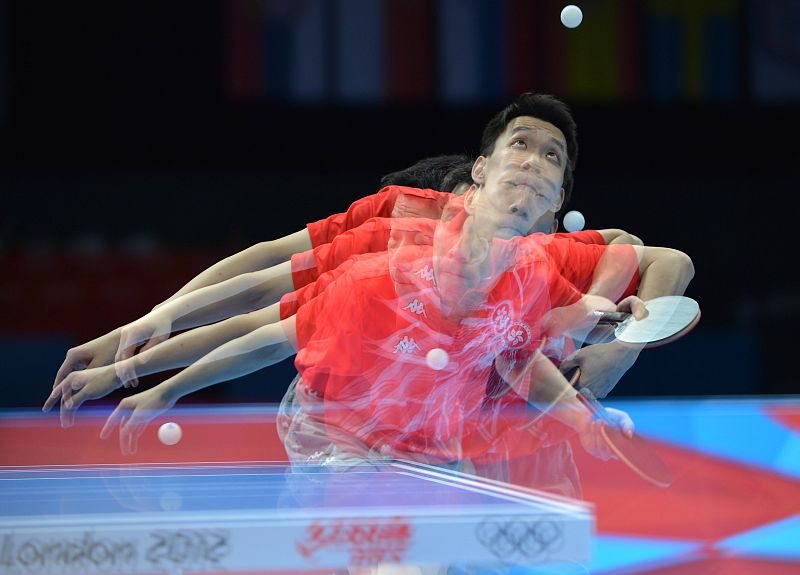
[471,156,487,185]
[463,186,477,215]
[552,187,565,213]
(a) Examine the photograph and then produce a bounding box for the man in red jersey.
[60,98,692,479]
[52,96,649,407]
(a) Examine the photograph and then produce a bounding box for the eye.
[511,139,527,149]
[546,150,562,164]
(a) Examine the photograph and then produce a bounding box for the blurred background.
[1,0,799,407]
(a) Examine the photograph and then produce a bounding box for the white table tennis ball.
[561,5,583,29]
[426,348,449,370]
[563,210,585,232]
[158,422,182,446]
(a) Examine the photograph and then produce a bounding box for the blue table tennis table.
[0,460,593,573]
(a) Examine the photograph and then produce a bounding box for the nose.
[508,187,531,219]
[509,202,529,220]
[520,155,542,174]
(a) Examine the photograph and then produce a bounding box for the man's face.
[470,116,567,239]
[431,199,488,310]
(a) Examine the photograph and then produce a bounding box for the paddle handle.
[591,310,630,325]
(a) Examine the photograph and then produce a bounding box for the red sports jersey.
[302,184,606,283]
[305,186,450,248]
[292,214,638,463]
[283,215,620,323]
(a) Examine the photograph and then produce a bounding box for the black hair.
[380,154,472,191]
[480,93,578,214]
[440,160,474,195]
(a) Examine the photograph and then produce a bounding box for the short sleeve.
[305,187,399,247]
[293,268,366,388]
[281,257,360,320]
[305,186,449,247]
[537,236,637,300]
[553,230,605,245]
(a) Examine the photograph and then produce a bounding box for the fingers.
[42,380,65,412]
[120,418,147,455]
[605,407,636,439]
[618,413,635,439]
[100,402,126,440]
[561,363,580,384]
[53,349,89,389]
[622,420,635,439]
[46,372,85,422]
[59,383,76,428]
[115,325,151,381]
[58,371,91,427]
[65,384,95,424]
[582,421,612,461]
[114,356,140,389]
[617,295,649,321]
[115,328,136,363]
[122,377,139,389]
[101,397,154,455]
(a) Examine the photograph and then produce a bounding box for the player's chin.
[492,227,518,240]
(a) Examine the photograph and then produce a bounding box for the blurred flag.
[226,0,743,105]
[227,0,437,103]
[646,0,740,102]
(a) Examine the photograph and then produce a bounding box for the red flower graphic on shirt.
[504,322,532,350]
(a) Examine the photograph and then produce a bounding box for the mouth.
[507,174,551,200]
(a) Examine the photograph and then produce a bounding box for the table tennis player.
[100,186,641,387]
[44,94,683,423]
[51,94,650,406]
[82,108,693,472]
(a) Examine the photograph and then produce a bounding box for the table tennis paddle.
[566,367,673,488]
[593,295,701,348]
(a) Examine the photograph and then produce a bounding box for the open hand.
[100,386,176,455]
[43,365,123,427]
[114,313,173,387]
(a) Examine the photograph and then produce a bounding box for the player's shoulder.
[379,185,448,199]
[513,232,600,270]
[389,186,449,220]
[524,231,604,254]
[552,230,605,245]
[345,251,393,282]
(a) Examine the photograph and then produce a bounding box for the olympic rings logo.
[475,515,564,562]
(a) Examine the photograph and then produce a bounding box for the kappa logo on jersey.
[504,322,532,350]
[402,298,427,317]
[414,265,436,286]
[392,336,421,354]
[491,302,513,333]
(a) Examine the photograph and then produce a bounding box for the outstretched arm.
[155,231,311,308]
[51,230,309,393]
[517,350,632,460]
[597,229,643,246]
[100,317,297,454]
[44,304,283,423]
[114,261,294,374]
[564,245,695,397]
